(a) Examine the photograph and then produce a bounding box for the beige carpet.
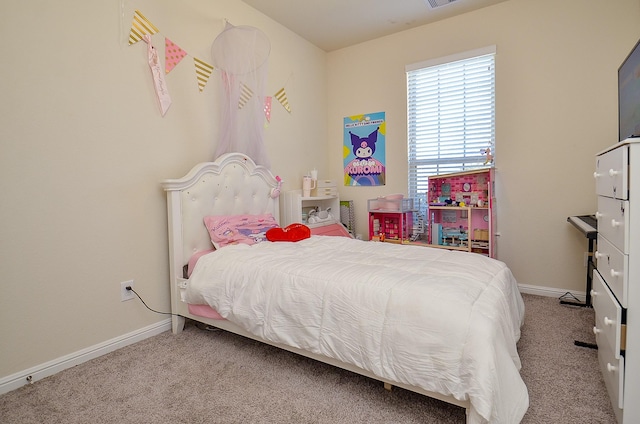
[0,294,616,423]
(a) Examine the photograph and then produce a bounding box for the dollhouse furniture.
[160,153,528,424]
[367,195,415,242]
[427,168,496,257]
[592,139,640,422]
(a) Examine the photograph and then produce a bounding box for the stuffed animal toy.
[307,207,334,224]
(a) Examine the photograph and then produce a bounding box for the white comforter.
[186,236,528,423]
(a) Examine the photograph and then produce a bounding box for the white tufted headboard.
[161,153,280,283]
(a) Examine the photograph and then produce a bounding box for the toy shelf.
[368,197,415,243]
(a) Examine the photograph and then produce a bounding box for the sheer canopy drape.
[212,23,271,168]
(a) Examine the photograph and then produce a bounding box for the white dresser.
[593,139,640,422]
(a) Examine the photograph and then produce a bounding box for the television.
[618,38,640,141]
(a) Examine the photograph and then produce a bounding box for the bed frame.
[161,153,471,420]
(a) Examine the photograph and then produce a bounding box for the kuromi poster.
[343,112,386,186]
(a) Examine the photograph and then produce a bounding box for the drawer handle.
[610,269,621,278]
[608,168,620,177]
[611,219,621,228]
[595,212,603,219]
[594,171,602,179]
[590,289,598,297]
[594,251,604,260]
[607,363,618,373]
[604,317,615,326]
[593,326,601,335]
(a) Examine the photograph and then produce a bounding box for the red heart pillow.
[266,223,311,242]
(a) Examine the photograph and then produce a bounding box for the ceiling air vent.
[425,0,459,9]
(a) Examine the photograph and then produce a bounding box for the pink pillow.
[204,214,279,249]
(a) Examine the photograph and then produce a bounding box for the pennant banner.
[165,38,188,74]
[274,87,291,113]
[194,57,214,92]
[128,10,294,117]
[128,10,159,45]
[239,83,253,109]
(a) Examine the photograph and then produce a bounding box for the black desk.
[566,215,597,307]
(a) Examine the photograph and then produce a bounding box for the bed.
[161,153,529,424]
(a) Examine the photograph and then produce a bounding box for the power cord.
[558,291,581,302]
[125,286,220,332]
[126,286,179,317]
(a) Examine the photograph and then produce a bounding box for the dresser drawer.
[597,334,625,415]
[595,144,628,199]
[596,196,629,253]
[592,270,624,358]
[595,234,629,307]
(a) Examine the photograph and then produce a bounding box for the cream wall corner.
[327,0,640,291]
[0,0,327,382]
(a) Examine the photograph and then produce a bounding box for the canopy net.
[211,22,271,168]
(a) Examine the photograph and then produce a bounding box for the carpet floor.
[0,294,616,423]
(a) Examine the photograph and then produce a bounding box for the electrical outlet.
[120,280,135,302]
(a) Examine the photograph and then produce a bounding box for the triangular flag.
[165,38,188,74]
[274,87,291,113]
[238,83,253,109]
[128,10,160,45]
[264,96,272,122]
[194,57,214,92]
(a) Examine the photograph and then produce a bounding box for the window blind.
[406,47,495,207]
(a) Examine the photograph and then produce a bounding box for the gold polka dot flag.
[264,96,272,122]
[128,10,159,45]
[165,38,188,74]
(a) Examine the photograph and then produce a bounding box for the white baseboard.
[0,319,171,396]
[518,283,586,302]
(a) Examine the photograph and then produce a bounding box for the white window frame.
[406,46,496,210]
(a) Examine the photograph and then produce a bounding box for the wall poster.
[343,111,386,186]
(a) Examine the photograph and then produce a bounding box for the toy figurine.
[481,148,493,165]
[270,176,282,198]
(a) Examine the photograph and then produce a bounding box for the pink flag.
[165,38,187,74]
[264,96,272,122]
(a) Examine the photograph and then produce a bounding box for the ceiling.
[242,0,509,52]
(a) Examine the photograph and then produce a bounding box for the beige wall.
[2,0,640,384]
[0,0,327,379]
[328,0,640,291]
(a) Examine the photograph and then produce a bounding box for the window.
[406,46,496,209]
